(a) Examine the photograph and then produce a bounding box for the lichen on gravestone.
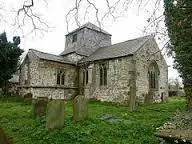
[32,97,48,117]
[72,95,88,122]
[46,99,65,130]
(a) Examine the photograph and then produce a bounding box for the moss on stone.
[72,95,88,122]
[46,99,65,130]
[32,97,48,117]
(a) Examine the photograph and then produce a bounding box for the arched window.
[56,69,65,85]
[83,68,88,85]
[148,62,159,90]
[100,64,107,86]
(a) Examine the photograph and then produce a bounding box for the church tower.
[60,22,111,61]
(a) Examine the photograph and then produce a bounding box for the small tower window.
[72,34,77,43]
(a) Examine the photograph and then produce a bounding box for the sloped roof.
[59,44,98,56]
[66,22,111,36]
[80,35,152,62]
[29,49,75,65]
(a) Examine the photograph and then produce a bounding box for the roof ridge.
[65,22,111,36]
[110,35,152,47]
[29,49,63,57]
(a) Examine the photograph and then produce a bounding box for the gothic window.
[100,64,107,86]
[72,34,77,43]
[148,62,159,90]
[56,69,65,85]
[83,68,88,85]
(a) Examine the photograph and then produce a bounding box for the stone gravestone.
[46,99,65,130]
[73,95,88,122]
[0,128,9,144]
[32,97,48,117]
[23,93,33,104]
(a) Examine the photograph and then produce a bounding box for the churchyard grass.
[0,96,185,144]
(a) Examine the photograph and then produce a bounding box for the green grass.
[0,96,186,144]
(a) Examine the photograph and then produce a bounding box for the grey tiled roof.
[66,22,111,36]
[30,49,75,65]
[59,44,98,56]
[29,35,152,65]
[80,35,152,62]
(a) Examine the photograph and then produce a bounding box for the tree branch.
[14,0,49,35]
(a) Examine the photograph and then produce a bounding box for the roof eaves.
[78,53,134,64]
[29,49,76,65]
[39,58,76,65]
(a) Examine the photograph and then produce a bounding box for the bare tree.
[65,0,170,57]
[0,0,50,36]
[0,0,168,40]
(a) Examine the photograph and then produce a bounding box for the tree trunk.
[183,78,192,112]
[184,85,192,112]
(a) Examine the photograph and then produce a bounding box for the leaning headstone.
[72,95,88,122]
[32,97,48,117]
[0,128,9,144]
[46,99,65,130]
[24,93,33,104]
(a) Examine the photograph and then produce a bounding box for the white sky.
[0,0,181,81]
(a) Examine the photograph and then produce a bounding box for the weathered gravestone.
[46,99,65,130]
[23,93,32,104]
[73,95,88,122]
[32,97,48,117]
[0,128,9,144]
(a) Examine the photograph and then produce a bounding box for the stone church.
[19,22,168,103]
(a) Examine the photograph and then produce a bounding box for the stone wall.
[19,51,78,99]
[83,56,135,103]
[65,28,111,55]
[19,37,168,103]
[65,53,84,63]
[84,28,111,49]
[37,60,78,87]
[19,56,30,85]
[83,37,168,103]
[135,37,168,102]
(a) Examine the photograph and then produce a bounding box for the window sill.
[99,85,108,89]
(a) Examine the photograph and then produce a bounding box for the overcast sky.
[0,0,181,81]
